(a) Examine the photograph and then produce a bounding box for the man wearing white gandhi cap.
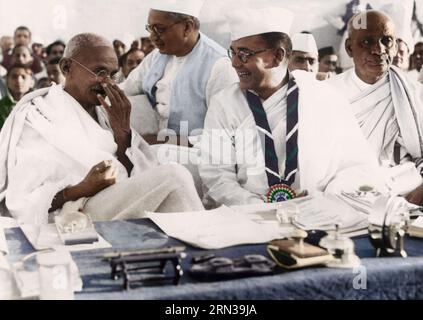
[288,33,319,73]
[121,0,237,144]
[198,6,382,207]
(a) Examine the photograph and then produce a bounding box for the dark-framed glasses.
[227,47,271,63]
[145,20,182,35]
[70,58,117,82]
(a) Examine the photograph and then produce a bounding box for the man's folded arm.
[199,163,264,206]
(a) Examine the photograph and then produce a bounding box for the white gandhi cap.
[291,33,318,56]
[226,7,294,41]
[149,0,205,19]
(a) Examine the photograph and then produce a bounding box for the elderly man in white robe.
[198,7,380,207]
[121,0,237,146]
[328,10,423,205]
[0,33,204,226]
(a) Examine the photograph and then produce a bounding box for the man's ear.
[345,38,353,58]
[393,39,399,56]
[183,19,195,37]
[271,47,288,67]
[59,58,70,75]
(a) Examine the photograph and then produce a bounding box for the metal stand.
[375,227,407,258]
[109,252,185,290]
[369,197,409,258]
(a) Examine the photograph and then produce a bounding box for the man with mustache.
[121,0,237,145]
[329,10,423,205]
[198,7,380,207]
[0,33,204,225]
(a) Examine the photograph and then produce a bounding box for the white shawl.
[330,67,423,164]
[0,85,157,225]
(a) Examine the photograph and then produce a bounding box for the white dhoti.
[85,164,203,221]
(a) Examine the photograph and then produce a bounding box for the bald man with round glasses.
[0,33,204,225]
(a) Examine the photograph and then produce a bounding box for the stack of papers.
[334,191,379,215]
[292,194,370,236]
[233,195,370,237]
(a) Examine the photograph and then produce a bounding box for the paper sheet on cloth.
[146,206,298,249]
[20,224,112,252]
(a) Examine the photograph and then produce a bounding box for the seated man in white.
[0,33,204,226]
[328,10,423,205]
[121,0,238,146]
[198,7,380,207]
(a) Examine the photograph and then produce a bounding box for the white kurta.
[198,70,380,207]
[0,85,203,225]
[121,48,238,131]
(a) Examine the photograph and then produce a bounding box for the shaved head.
[61,33,118,110]
[64,33,113,58]
[347,10,395,39]
[345,9,397,84]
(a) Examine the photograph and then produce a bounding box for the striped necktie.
[245,73,299,188]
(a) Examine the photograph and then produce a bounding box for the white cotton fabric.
[149,0,205,18]
[0,84,203,225]
[328,67,423,167]
[291,33,318,56]
[198,70,381,207]
[226,7,294,41]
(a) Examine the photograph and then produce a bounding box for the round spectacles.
[145,20,182,36]
[70,58,117,82]
[227,48,271,64]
